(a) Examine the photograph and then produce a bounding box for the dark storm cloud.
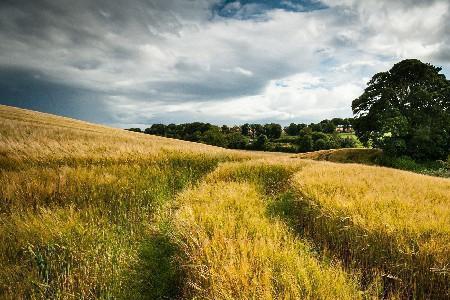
[0,0,309,109]
[0,0,293,119]
[0,67,113,123]
[0,0,449,126]
[0,0,222,123]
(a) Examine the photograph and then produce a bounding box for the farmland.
[0,104,449,299]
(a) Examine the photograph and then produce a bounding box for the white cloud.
[0,0,449,126]
[149,72,363,124]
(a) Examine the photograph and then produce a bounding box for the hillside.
[0,105,449,299]
[295,148,383,165]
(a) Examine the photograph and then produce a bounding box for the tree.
[250,124,264,138]
[298,123,307,132]
[311,132,331,150]
[312,131,329,142]
[201,127,226,147]
[221,125,230,134]
[297,135,313,152]
[241,123,250,136]
[145,124,166,136]
[264,123,282,139]
[166,123,178,138]
[314,139,328,150]
[309,122,323,132]
[126,128,142,133]
[183,122,212,140]
[285,123,300,136]
[296,127,314,152]
[331,118,344,126]
[320,120,336,133]
[227,132,249,149]
[254,134,268,150]
[327,133,342,149]
[352,59,450,160]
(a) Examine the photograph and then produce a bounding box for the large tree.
[352,59,450,160]
[263,123,282,139]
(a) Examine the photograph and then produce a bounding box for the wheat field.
[0,104,449,299]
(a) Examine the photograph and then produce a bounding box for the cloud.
[0,0,449,127]
[0,67,114,123]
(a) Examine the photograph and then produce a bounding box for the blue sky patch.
[212,0,328,20]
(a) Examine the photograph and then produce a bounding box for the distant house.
[336,124,354,133]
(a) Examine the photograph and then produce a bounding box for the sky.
[0,0,449,128]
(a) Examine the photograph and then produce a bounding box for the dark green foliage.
[272,135,298,143]
[145,124,166,136]
[201,127,227,147]
[241,123,250,136]
[254,134,268,150]
[226,132,249,149]
[298,123,307,132]
[221,125,230,134]
[310,132,340,150]
[284,123,301,136]
[284,123,307,136]
[309,123,323,132]
[268,143,297,153]
[331,118,344,125]
[263,123,282,139]
[126,118,360,153]
[314,139,327,150]
[250,124,264,138]
[340,137,357,148]
[327,134,342,149]
[128,234,182,300]
[378,155,450,178]
[165,123,178,137]
[126,128,142,133]
[312,132,328,142]
[352,59,450,160]
[320,120,336,133]
[183,123,212,141]
[297,128,314,152]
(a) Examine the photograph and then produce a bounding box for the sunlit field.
[1,104,449,299]
[293,163,450,298]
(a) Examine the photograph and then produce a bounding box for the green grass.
[0,153,231,298]
[296,147,450,178]
[379,155,450,178]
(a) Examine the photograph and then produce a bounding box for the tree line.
[127,59,450,164]
[127,118,357,153]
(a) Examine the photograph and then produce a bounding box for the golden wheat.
[1,104,448,299]
[292,162,450,298]
[172,181,362,299]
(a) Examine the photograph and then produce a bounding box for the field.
[0,104,449,299]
